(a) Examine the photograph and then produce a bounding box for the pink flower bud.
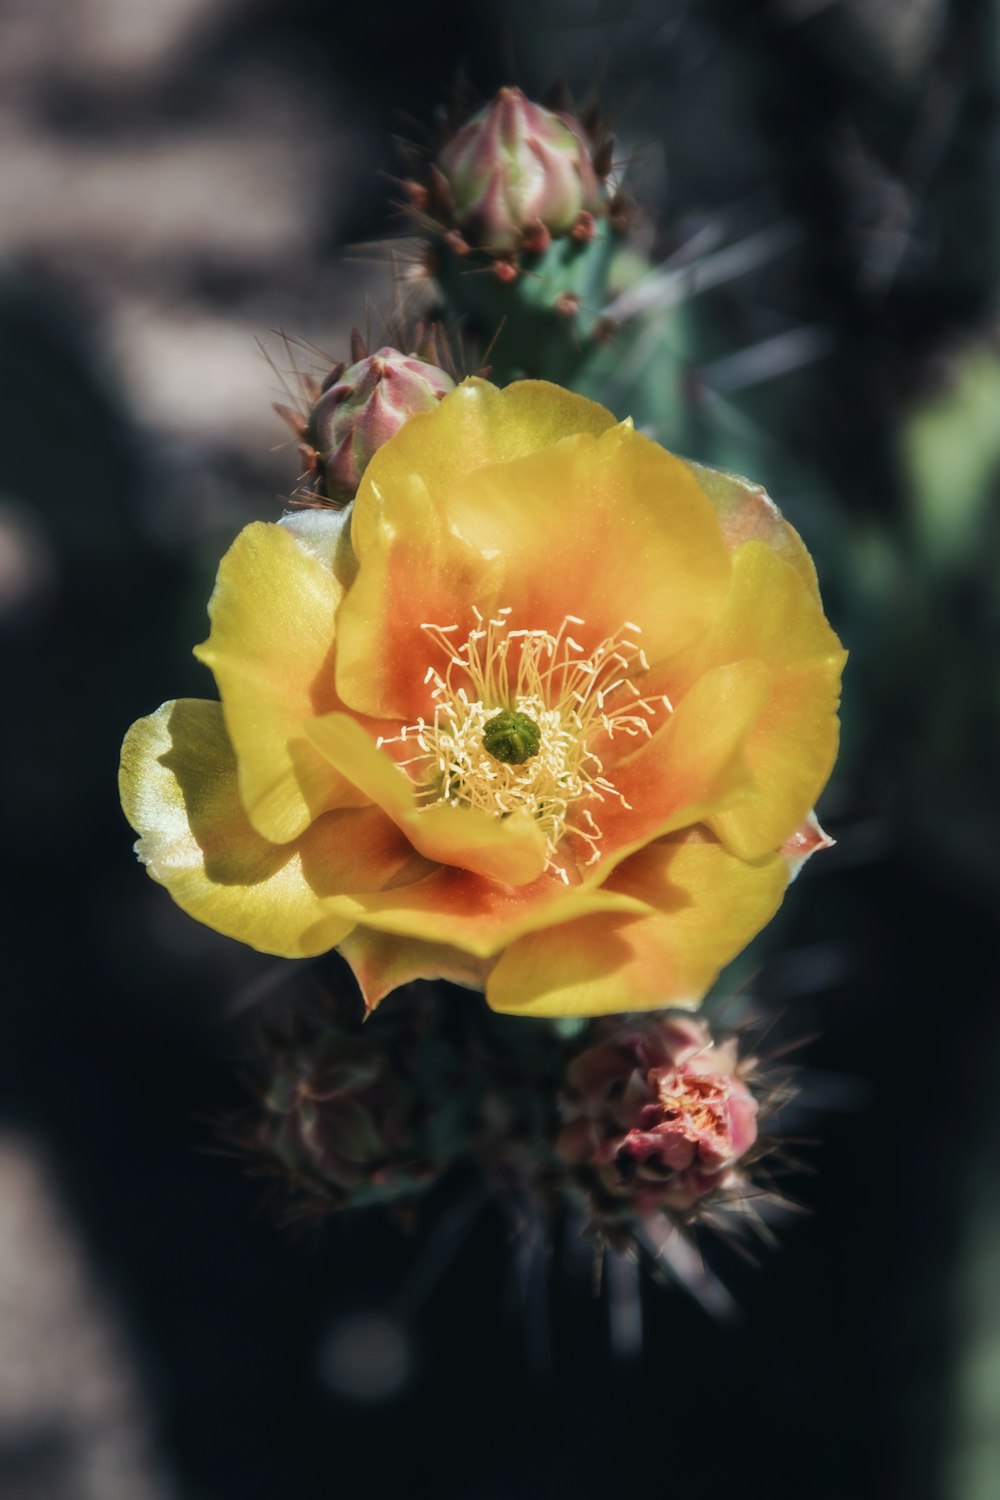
[309,347,455,504]
[557,1015,759,1218]
[437,87,602,253]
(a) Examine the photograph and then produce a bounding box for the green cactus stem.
[434,217,617,386]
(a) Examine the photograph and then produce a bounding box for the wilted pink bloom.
[557,1014,759,1216]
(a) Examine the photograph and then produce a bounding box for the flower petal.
[587,658,772,875]
[338,380,729,719]
[780,809,835,880]
[119,700,419,958]
[351,377,616,555]
[408,420,731,663]
[303,712,549,885]
[685,459,820,599]
[487,830,789,1017]
[279,506,358,587]
[338,928,490,1011]
[335,468,496,723]
[193,523,371,845]
[321,868,653,961]
[667,541,846,859]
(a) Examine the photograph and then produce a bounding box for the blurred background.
[2,0,999,1496]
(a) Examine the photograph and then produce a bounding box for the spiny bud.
[437,87,602,255]
[309,345,455,504]
[261,1036,413,1200]
[252,1008,448,1212]
[557,1014,760,1220]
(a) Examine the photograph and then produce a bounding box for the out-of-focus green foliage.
[900,346,1000,572]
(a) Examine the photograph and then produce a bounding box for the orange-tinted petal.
[303,712,549,885]
[351,377,616,556]
[338,381,730,720]
[321,867,653,961]
[411,421,731,663]
[487,829,789,1017]
[119,699,420,958]
[340,380,615,722]
[194,523,370,845]
[335,468,496,723]
[587,659,772,875]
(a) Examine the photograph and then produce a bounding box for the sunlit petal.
[488,830,788,1016]
[194,523,372,844]
[119,700,420,957]
[667,541,845,859]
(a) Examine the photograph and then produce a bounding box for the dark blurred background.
[3,1,1000,1496]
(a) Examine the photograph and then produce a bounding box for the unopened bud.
[309,346,455,504]
[257,1021,433,1208]
[437,87,602,254]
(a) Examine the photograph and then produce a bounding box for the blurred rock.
[0,0,236,93]
[0,500,56,625]
[0,1133,172,1500]
[0,0,391,545]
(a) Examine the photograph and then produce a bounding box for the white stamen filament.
[377,609,672,876]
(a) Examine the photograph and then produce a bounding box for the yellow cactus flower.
[119,380,845,1017]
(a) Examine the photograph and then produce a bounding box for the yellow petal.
[119,699,418,958]
[487,830,789,1017]
[423,421,731,663]
[335,468,499,722]
[338,928,490,1011]
[351,376,616,555]
[587,658,771,875]
[338,380,729,719]
[303,712,549,885]
[668,541,846,859]
[194,523,369,845]
[685,459,820,600]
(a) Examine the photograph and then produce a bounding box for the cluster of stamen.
[655,1070,732,1135]
[376,607,672,879]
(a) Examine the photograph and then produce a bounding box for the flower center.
[482,709,541,765]
[654,1069,731,1139]
[377,608,671,879]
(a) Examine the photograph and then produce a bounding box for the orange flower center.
[378,608,671,878]
[655,1069,731,1142]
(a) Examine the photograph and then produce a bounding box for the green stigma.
[482,709,542,765]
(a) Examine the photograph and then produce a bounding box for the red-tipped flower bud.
[557,1015,759,1218]
[309,347,455,504]
[437,87,602,254]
